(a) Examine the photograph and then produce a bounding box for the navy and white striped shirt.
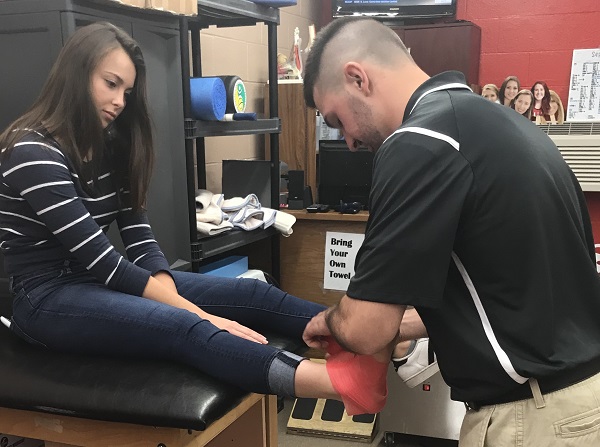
[0,130,170,296]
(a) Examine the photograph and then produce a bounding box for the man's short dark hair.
[303,17,371,109]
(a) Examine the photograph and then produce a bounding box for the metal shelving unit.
[184,118,281,139]
[179,0,281,277]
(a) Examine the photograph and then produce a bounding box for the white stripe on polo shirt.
[389,127,460,151]
[409,82,472,115]
[451,252,529,385]
[382,83,469,150]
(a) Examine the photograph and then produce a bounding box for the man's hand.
[303,309,332,349]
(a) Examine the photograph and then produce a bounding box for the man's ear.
[343,62,371,95]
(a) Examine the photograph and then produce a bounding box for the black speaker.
[288,170,305,200]
[287,171,314,210]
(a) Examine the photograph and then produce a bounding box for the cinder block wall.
[198,0,321,193]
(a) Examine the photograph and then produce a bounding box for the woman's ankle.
[294,359,339,400]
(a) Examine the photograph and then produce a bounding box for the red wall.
[456,1,600,243]
[321,0,600,104]
[456,0,600,104]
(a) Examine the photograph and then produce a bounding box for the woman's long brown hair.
[0,22,154,211]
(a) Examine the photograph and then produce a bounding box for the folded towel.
[195,189,226,225]
[221,194,261,212]
[194,191,296,236]
[227,207,265,224]
[196,220,234,236]
[232,216,264,232]
[260,208,277,229]
[274,211,296,237]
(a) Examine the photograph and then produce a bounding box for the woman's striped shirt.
[0,130,170,296]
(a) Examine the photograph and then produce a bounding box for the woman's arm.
[117,209,171,276]
[1,142,149,296]
[142,275,268,344]
[153,271,177,294]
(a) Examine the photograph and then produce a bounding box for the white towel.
[260,208,277,229]
[194,190,296,237]
[274,211,296,237]
[221,194,261,212]
[227,207,265,224]
[232,216,264,232]
[196,220,234,236]
[195,189,226,225]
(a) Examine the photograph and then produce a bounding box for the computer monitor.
[318,140,374,208]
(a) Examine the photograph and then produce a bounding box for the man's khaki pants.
[459,372,600,446]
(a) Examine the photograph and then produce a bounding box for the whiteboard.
[567,48,600,122]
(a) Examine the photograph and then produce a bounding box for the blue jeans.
[9,261,326,395]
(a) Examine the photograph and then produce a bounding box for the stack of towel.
[195,189,296,237]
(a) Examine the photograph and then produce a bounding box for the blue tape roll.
[189,77,226,121]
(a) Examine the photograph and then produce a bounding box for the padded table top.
[0,327,304,431]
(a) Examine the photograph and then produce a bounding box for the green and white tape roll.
[219,75,247,113]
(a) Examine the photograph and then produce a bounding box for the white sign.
[567,48,600,122]
[323,231,365,291]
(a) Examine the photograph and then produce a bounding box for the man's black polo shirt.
[347,71,600,403]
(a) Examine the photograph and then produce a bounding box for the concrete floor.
[277,398,458,447]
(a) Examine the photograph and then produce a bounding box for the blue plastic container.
[198,256,249,278]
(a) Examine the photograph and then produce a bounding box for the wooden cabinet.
[392,21,481,86]
[265,82,317,200]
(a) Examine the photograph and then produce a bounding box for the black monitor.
[318,140,374,208]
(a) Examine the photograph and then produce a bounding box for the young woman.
[0,22,388,415]
[481,83,500,103]
[510,89,534,120]
[540,90,565,124]
[530,81,551,122]
[498,75,520,107]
